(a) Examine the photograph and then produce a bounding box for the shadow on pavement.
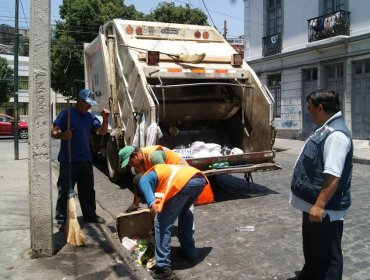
[209,174,277,202]
[171,246,212,270]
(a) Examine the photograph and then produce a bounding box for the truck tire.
[106,137,122,184]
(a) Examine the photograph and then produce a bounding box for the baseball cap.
[78,89,97,106]
[118,146,135,168]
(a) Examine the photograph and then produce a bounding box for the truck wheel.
[106,137,121,184]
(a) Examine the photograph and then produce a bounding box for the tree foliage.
[146,2,208,25]
[0,57,14,104]
[51,0,144,94]
[51,0,209,94]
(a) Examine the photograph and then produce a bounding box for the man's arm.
[51,125,72,140]
[309,174,339,222]
[96,109,110,135]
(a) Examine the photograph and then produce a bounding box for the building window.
[268,74,281,118]
[323,0,347,14]
[267,0,282,35]
[354,59,370,75]
[19,76,29,90]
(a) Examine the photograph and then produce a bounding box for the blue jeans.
[154,176,206,268]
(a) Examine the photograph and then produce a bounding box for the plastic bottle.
[235,226,255,232]
[209,161,229,169]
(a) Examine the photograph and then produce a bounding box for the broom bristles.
[66,196,87,246]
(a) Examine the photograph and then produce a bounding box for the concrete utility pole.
[29,0,53,257]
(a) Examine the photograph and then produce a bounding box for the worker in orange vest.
[119,145,213,212]
[137,164,209,279]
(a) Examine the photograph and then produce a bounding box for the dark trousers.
[298,212,343,280]
[55,161,96,223]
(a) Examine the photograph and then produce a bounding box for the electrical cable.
[200,0,217,29]
[20,0,29,30]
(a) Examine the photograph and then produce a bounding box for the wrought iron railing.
[262,33,282,57]
[307,10,350,42]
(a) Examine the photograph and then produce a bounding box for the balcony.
[262,33,282,57]
[308,10,350,43]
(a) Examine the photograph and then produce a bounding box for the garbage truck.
[84,19,281,183]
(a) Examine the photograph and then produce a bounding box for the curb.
[353,157,370,165]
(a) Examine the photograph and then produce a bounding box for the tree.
[51,0,144,94]
[146,2,208,25]
[0,57,13,104]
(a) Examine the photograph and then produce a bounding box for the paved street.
[2,139,369,279]
[90,144,370,280]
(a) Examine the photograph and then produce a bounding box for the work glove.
[125,203,139,213]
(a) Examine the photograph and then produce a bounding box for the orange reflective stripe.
[214,69,228,74]
[167,68,182,72]
[191,68,205,73]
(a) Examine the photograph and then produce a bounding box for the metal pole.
[13,0,19,160]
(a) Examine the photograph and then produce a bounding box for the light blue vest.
[291,116,353,210]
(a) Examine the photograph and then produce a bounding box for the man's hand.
[101,109,110,120]
[97,109,110,135]
[309,204,325,222]
[149,203,159,215]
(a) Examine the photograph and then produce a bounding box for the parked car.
[0,113,28,139]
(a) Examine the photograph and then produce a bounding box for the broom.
[65,97,87,246]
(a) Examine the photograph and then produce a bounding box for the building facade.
[244,0,370,140]
[0,54,67,121]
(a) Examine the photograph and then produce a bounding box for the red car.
[0,113,29,139]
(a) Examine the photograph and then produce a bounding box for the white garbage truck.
[84,19,281,183]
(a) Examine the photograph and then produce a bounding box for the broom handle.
[67,98,73,194]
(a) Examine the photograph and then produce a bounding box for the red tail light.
[194,31,201,38]
[202,31,209,39]
[136,27,143,35]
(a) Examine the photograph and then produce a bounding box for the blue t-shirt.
[53,107,101,162]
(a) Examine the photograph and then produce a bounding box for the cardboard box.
[116,208,153,240]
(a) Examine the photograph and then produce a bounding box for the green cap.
[118,146,135,168]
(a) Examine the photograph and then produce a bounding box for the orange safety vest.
[141,145,188,171]
[144,164,214,212]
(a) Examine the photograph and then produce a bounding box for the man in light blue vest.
[290,89,353,280]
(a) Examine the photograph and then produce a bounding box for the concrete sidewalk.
[0,138,150,280]
[0,137,369,280]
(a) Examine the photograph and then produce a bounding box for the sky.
[0,0,244,37]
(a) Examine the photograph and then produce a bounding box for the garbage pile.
[173,141,243,159]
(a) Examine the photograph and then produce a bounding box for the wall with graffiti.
[273,98,302,129]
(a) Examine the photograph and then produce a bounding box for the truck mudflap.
[185,150,282,176]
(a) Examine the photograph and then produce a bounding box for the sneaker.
[84,215,105,223]
[150,266,176,280]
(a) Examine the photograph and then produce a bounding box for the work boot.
[150,266,177,280]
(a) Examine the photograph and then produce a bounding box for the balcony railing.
[307,10,350,43]
[262,33,282,57]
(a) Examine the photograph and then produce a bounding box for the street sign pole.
[13,0,19,160]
